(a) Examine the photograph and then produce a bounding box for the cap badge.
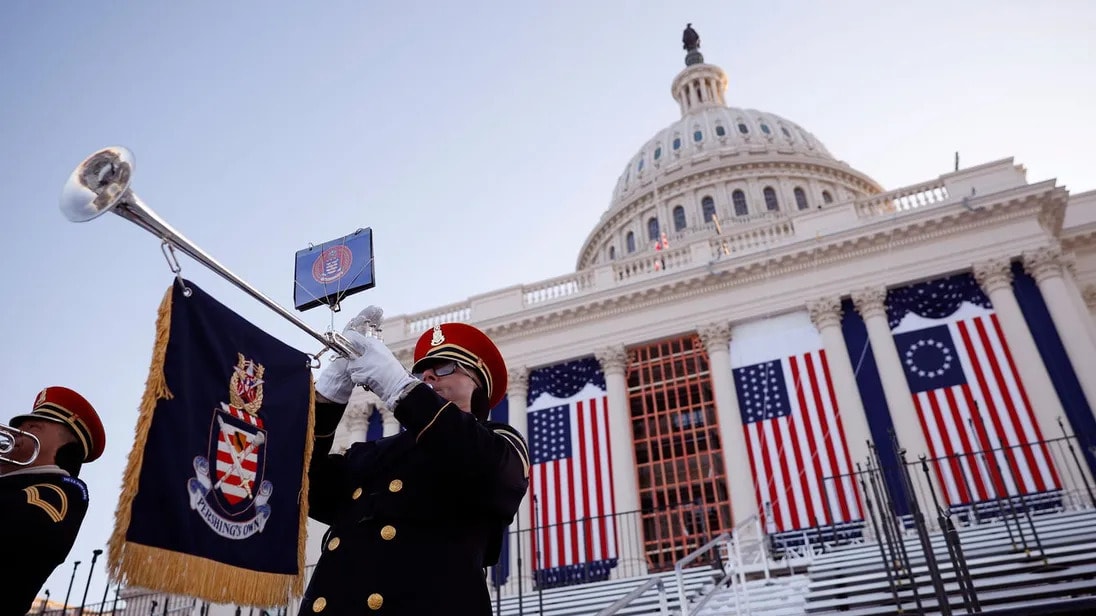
[35,389,47,408]
[431,324,445,346]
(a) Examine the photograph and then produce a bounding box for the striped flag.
[527,357,618,588]
[731,312,862,534]
[892,287,1060,506]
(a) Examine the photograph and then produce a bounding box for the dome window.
[626,232,636,254]
[794,187,809,210]
[701,196,716,223]
[693,130,703,142]
[822,190,834,204]
[647,217,660,242]
[654,146,662,160]
[732,190,748,216]
[760,123,772,135]
[637,158,644,172]
[781,126,792,138]
[715,125,726,137]
[609,246,616,260]
[673,137,682,150]
[763,186,779,211]
[673,206,687,231]
[737,123,749,134]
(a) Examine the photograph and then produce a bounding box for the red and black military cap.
[11,386,106,463]
[411,322,508,411]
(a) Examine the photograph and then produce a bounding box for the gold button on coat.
[311,597,326,612]
[380,525,397,540]
[352,487,363,500]
[367,593,384,610]
[326,537,340,551]
[388,479,403,492]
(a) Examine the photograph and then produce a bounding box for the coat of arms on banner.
[188,353,274,539]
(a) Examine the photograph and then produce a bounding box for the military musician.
[301,321,530,615]
[1,386,106,616]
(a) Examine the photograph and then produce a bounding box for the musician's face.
[417,361,480,413]
[1,418,76,470]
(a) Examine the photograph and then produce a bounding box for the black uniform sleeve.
[306,400,350,525]
[3,475,89,616]
[393,383,530,517]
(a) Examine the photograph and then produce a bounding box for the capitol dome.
[576,43,884,270]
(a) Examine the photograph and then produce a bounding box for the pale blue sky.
[3,0,1094,605]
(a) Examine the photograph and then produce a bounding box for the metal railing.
[593,577,670,616]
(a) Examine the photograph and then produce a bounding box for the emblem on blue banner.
[312,245,353,284]
[188,354,274,539]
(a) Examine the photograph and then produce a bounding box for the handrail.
[674,532,731,616]
[594,576,670,616]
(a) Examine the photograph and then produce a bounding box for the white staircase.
[803,508,1096,615]
[492,567,718,615]
[690,574,809,616]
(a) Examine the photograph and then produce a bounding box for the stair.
[493,566,719,616]
[803,508,1096,615]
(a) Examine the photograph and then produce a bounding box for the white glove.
[343,330,419,408]
[315,356,354,404]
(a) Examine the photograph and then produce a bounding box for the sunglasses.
[413,360,461,379]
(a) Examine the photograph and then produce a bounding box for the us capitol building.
[310,28,1096,603]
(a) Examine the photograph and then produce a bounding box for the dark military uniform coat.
[300,384,530,616]
[2,467,90,616]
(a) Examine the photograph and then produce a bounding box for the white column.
[852,287,943,518]
[851,287,932,460]
[697,322,757,525]
[807,297,874,469]
[1022,246,1096,414]
[380,405,401,437]
[972,258,1069,437]
[1062,259,1096,348]
[595,346,647,577]
[504,367,533,595]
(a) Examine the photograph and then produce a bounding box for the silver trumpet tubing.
[0,423,41,466]
[60,146,361,360]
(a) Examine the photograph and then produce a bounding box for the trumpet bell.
[61,146,136,222]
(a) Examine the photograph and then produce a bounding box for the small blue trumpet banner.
[293,228,375,311]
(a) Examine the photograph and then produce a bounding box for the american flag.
[527,357,618,587]
[735,354,862,533]
[731,313,862,534]
[892,291,1060,506]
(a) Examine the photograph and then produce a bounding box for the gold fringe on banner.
[107,284,317,606]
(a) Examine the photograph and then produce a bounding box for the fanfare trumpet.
[60,146,361,359]
[0,423,41,466]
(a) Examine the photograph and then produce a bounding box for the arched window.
[822,190,834,204]
[732,190,748,216]
[693,130,703,142]
[673,137,682,150]
[647,217,660,242]
[760,123,772,135]
[794,187,809,210]
[673,206,687,231]
[637,158,644,172]
[626,232,636,253]
[609,246,616,260]
[715,125,726,137]
[701,196,716,223]
[654,146,662,160]
[763,186,779,211]
[737,123,749,134]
